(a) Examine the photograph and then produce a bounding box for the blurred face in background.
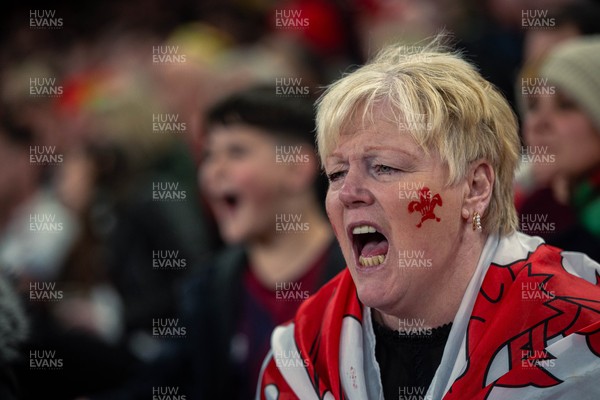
[525,89,600,182]
[200,124,288,244]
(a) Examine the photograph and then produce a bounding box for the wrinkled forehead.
[319,99,434,164]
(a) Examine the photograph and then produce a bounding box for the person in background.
[525,36,600,261]
[0,106,140,400]
[190,85,344,399]
[88,84,344,400]
[515,1,600,245]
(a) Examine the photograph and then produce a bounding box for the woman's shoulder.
[296,268,354,316]
[289,267,364,346]
[496,232,600,283]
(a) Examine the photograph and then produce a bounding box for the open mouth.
[220,192,240,214]
[224,193,238,207]
[351,224,390,267]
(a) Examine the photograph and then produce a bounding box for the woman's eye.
[374,165,396,174]
[327,171,346,182]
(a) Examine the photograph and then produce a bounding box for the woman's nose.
[338,168,374,208]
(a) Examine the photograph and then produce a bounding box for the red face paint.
[407,187,443,227]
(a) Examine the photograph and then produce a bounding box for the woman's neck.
[376,232,488,332]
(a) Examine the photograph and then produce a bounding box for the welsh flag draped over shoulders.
[257,233,600,400]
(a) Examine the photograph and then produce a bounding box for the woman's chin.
[355,280,394,311]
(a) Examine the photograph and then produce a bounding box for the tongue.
[361,239,389,257]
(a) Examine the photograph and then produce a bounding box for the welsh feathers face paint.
[408,187,443,227]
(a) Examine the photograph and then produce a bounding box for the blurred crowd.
[0,0,599,399]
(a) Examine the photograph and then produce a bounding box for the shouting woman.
[257,39,600,400]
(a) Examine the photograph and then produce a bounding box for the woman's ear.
[462,159,494,218]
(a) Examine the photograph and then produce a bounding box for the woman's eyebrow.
[326,146,418,163]
[363,145,418,160]
[323,154,347,169]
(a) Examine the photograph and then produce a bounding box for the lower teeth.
[359,254,386,267]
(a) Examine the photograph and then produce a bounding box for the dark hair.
[553,2,600,35]
[204,85,328,206]
[205,85,316,145]
[0,109,34,147]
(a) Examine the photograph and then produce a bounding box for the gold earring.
[472,211,482,232]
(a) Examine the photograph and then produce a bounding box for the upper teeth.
[353,225,377,234]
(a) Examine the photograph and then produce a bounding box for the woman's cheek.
[397,185,445,230]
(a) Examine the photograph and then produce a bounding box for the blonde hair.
[316,37,520,235]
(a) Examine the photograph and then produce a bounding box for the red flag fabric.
[257,233,600,399]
